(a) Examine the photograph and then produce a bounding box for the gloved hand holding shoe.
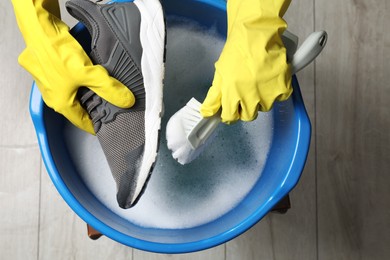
[201,0,293,123]
[11,0,135,134]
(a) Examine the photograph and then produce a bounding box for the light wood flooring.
[1,0,389,259]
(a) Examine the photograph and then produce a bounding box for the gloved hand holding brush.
[11,0,135,134]
[201,0,293,123]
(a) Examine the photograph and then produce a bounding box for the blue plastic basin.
[29,0,311,254]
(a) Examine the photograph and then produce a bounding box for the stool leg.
[271,194,291,214]
[87,224,103,240]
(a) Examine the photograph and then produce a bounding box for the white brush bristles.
[166,98,219,165]
[182,98,203,136]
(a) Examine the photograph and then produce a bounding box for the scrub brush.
[166,30,327,165]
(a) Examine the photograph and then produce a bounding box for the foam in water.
[63,19,274,229]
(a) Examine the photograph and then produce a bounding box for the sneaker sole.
[131,0,165,205]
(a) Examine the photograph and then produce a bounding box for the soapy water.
[64,19,274,229]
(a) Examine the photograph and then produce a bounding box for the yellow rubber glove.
[201,0,293,123]
[12,0,135,134]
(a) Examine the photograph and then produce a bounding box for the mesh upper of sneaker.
[66,0,150,209]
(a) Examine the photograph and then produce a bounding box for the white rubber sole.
[132,0,165,205]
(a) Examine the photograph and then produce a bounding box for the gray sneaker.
[66,0,165,208]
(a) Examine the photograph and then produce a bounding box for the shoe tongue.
[65,0,101,47]
[66,0,119,65]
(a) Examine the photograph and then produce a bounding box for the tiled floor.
[1,0,389,259]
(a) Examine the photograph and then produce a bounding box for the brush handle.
[291,31,327,74]
[186,98,221,149]
[282,30,299,62]
[187,113,221,149]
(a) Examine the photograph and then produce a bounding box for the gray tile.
[0,1,39,147]
[0,147,41,260]
[226,217,274,260]
[316,0,390,259]
[133,246,225,260]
